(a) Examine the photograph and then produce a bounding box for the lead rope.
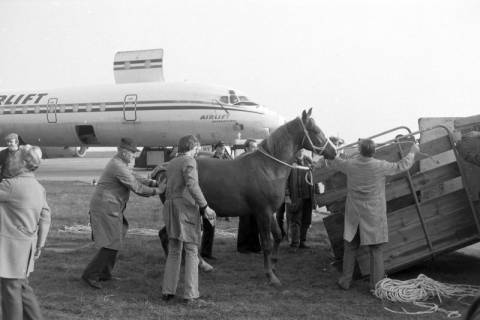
[374,274,480,318]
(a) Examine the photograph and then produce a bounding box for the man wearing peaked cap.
[81,137,160,289]
[118,137,139,153]
[0,132,23,181]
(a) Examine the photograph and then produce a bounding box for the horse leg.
[270,214,282,275]
[257,212,281,286]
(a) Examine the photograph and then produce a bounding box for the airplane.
[0,49,285,166]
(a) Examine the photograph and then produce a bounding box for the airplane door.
[123,94,137,121]
[46,98,58,123]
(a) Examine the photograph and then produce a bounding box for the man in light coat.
[0,145,50,320]
[81,138,160,289]
[162,135,216,303]
[328,138,420,291]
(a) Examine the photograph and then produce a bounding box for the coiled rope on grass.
[374,274,480,318]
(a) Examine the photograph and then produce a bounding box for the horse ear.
[302,108,312,121]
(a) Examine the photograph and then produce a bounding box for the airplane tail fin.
[113,49,164,84]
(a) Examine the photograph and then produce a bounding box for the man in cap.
[0,133,23,181]
[212,140,232,160]
[82,137,161,289]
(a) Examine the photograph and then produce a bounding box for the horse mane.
[260,117,301,156]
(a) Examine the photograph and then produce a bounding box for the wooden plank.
[316,161,461,207]
[324,189,477,276]
[356,203,475,275]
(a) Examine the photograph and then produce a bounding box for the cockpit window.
[218,91,258,106]
[234,96,258,106]
[219,96,229,104]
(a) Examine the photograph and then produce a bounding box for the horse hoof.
[270,279,282,287]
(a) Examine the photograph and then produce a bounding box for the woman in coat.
[162,135,216,304]
[0,145,50,320]
[329,139,419,291]
[82,138,160,289]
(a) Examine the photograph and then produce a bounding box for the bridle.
[298,117,332,155]
[256,117,334,185]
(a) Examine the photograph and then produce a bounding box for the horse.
[195,108,337,285]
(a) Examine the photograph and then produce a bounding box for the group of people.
[0,129,426,317]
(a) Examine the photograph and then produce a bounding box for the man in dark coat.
[236,139,262,253]
[286,150,314,249]
[0,133,23,181]
[81,138,160,289]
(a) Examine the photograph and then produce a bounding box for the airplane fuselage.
[0,82,284,148]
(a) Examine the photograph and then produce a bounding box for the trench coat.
[329,153,415,245]
[163,154,208,244]
[0,172,51,278]
[89,155,156,250]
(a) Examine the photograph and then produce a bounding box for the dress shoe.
[162,294,175,301]
[81,276,102,289]
[183,298,209,307]
[336,278,350,290]
[99,276,123,282]
[199,259,214,273]
[299,242,310,249]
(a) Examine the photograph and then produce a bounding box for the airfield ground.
[1,155,479,319]
[2,179,477,319]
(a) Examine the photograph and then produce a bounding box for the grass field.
[9,181,480,319]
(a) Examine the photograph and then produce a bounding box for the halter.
[256,117,331,186]
[298,117,332,155]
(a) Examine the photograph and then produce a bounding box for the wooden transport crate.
[316,127,480,276]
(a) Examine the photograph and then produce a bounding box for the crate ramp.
[317,125,480,276]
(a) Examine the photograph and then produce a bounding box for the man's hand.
[34,247,43,260]
[204,206,216,226]
[409,143,421,155]
[284,195,292,205]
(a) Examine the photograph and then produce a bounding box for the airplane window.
[86,104,92,112]
[59,105,65,113]
[34,106,40,114]
[219,96,229,104]
[233,96,258,106]
[73,105,79,112]
[230,95,239,104]
[100,103,106,112]
[0,107,3,115]
[10,107,16,114]
[22,106,28,114]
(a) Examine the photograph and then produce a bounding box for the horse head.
[299,108,337,160]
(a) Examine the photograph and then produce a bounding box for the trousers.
[338,230,385,290]
[82,247,118,281]
[1,278,43,320]
[200,216,215,257]
[287,198,312,247]
[162,239,199,299]
[236,215,261,253]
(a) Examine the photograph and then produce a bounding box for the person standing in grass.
[162,135,216,304]
[236,139,262,254]
[0,145,50,320]
[327,138,419,291]
[81,137,160,290]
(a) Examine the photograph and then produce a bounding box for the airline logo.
[0,93,48,105]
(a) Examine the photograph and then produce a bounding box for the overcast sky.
[1,0,479,143]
